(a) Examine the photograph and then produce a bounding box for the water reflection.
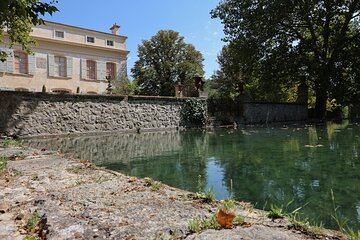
[23,121,360,231]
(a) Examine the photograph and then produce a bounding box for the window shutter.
[66,56,73,78]
[28,54,35,75]
[81,59,87,79]
[96,61,106,80]
[116,61,127,79]
[6,49,13,73]
[0,48,6,72]
[48,54,55,77]
[115,63,121,80]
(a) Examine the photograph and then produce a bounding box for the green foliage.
[221,199,235,214]
[268,204,284,220]
[188,214,220,233]
[26,212,40,231]
[0,138,22,147]
[211,0,360,118]
[181,99,207,126]
[0,157,9,172]
[0,0,58,61]
[23,237,38,240]
[346,228,360,240]
[194,175,215,202]
[131,30,204,96]
[233,215,245,226]
[112,75,137,95]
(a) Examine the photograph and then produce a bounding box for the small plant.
[0,157,9,172]
[217,200,236,229]
[194,175,215,202]
[66,166,82,174]
[26,212,40,232]
[233,215,245,226]
[23,237,38,240]
[188,218,202,233]
[331,189,349,232]
[0,138,22,147]
[268,204,284,220]
[222,199,235,213]
[346,228,360,240]
[150,181,162,191]
[188,214,220,233]
[144,178,162,191]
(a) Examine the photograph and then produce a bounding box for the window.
[86,60,96,80]
[106,40,114,46]
[52,89,71,94]
[87,36,95,43]
[106,62,116,80]
[55,30,64,38]
[54,56,67,77]
[14,51,28,74]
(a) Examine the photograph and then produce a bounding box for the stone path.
[0,146,347,240]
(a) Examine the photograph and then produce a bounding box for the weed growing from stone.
[233,215,245,225]
[66,166,82,174]
[0,138,22,147]
[0,157,9,172]
[95,175,112,184]
[188,214,219,233]
[23,236,38,240]
[268,204,284,220]
[194,175,215,202]
[150,181,161,191]
[26,212,40,232]
[346,228,360,240]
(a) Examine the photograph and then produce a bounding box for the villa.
[0,21,129,94]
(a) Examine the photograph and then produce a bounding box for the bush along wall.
[180,98,208,127]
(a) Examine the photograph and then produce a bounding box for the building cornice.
[44,21,128,40]
[33,36,130,56]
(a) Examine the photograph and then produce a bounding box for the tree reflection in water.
[23,121,360,230]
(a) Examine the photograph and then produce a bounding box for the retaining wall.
[243,102,308,124]
[0,91,185,137]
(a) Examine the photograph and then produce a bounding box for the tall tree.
[211,0,360,118]
[0,0,58,61]
[132,30,204,96]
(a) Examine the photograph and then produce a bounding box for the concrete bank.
[0,145,345,240]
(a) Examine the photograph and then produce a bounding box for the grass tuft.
[0,138,22,147]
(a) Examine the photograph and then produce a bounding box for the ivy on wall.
[181,98,208,127]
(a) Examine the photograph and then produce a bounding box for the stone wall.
[243,102,308,124]
[0,91,185,137]
[208,100,308,125]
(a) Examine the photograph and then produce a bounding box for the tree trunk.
[314,89,327,120]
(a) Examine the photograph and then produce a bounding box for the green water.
[23,121,360,230]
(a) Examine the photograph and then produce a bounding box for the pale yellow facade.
[0,21,129,94]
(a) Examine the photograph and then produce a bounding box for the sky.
[43,0,225,79]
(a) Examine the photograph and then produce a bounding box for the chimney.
[110,23,120,35]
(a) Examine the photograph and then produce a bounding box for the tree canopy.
[0,0,58,61]
[131,30,204,96]
[211,0,360,118]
